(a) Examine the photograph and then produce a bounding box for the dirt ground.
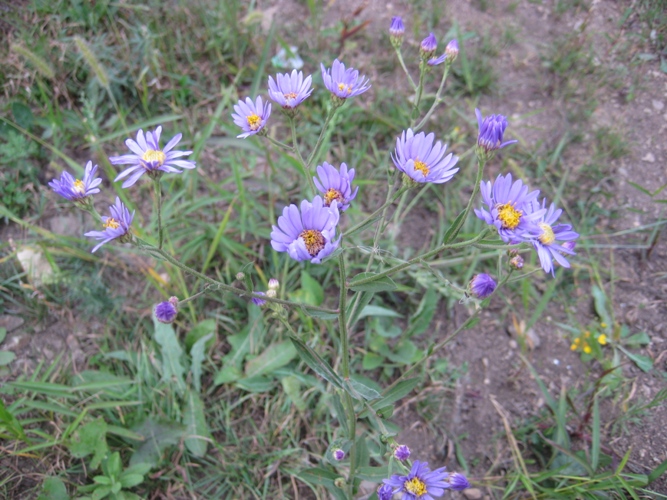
[2,0,666,497]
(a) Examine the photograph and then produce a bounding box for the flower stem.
[346,229,490,288]
[306,105,337,168]
[411,61,427,122]
[153,177,164,250]
[343,186,407,238]
[265,135,294,151]
[445,157,486,243]
[395,49,417,91]
[414,62,451,132]
[289,116,316,195]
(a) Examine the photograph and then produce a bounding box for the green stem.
[306,105,337,168]
[411,61,427,122]
[343,186,406,238]
[265,135,294,152]
[139,242,339,313]
[338,252,350,379]
[153,177,164,250]
[395,49,417,91]
[289,117,316,194]
[344,391,357,499]
[347,229,490,288]
[446,156,486,243]
[414,62,451,132]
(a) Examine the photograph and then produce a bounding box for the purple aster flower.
[232,96,271,139]
[392,129,459,184]
[49,161,102,201]
[333,449,345,461]
[420,33,437,58]
[84,197,134,252]
[445,39,459,62]
[110,126,196,189]
[270,196,340,264]
[320,59,371,100]
[448,472,470,491]
[474,173,545,243]
[251,291,267,306]
[527,199,579,275]
[377,483,394,500]
[155,296,179,324]
[383,460,450,500]
[469,273,496,299]
[313,162,359,212]
[394,444,411,461]
[390,16,405,37]
[268,70,313,109]
[476,109,518,154]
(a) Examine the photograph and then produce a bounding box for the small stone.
[463,488,483,500]
[653,100,664,111]
[642,153,656,163]
[0,315,25,333]
[509,339,518,349]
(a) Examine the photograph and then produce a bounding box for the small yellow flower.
[597,334,607,346]
[583,344,592,354]
[600,322,607,328]
[570,343,578,351]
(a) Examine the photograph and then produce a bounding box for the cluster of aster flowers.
[379,460,470,500]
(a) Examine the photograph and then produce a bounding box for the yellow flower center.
[324,188,343,207]
[246,113,262,131]
[284,92,297,100]
[413,160,430,177]
[104,218,120,230]
[404,477,427,497]
[538,222,555,245]
[142,149,166,166]
[497,202,522,229]
[337,83,352,94]
[73,179,85,193]
[299,229,325,256]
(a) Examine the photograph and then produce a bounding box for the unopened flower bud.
[449,472,471,491]
[561,241,576,253]
[445,39,459,62]
[266,289,277,298]
[334,478,347,489]
[469,273,497,299]
[236,272,245,281]
[251,292,266,306]
[420,32,437,59]
[509,255,524,270]
[394,444,410,461]
[268,278,280,290]
[333,449,345,461]
[155,296,179,324]
[389,16,405,48]
[377,484,394,500]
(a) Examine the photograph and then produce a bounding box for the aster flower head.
[392,129,459,185]
[232,96,272,139]
[251,291,267,306]
[475,109,518,157]
[84,197,134,252]
[49,161,102,202]
[469,273,497,299]
[448,472,471,491]
[155,296,179,324]
[474,173,544,243]
[383,460,450,500]
[394,444,411,461]
[527,199,579,275]
[110,126,196,188]
[420,33,438,58]
[377,484,394,500]
[320,59,371,102]
[270,196,340,264]
[313,162,359,212]
[268,70,313,110]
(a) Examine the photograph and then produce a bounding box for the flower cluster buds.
[389,16,405,48]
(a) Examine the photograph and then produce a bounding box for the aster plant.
[392,129,459,185]
[232,96,272,139]
[320,59,371,102]
[84,197,134,253]
[49,161,102,203]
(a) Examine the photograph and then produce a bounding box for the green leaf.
[618,346,653,372]
[0,327,6,344]
[245,341,297,378]
[236,375,274,393]
[301,307,338,320]
[346,378,381,401]
[184,319,216,352]
[362,352,384,370]
[12,102,34,130]
[462,316,480,330]
[356,465,389,481]
[0,350,16,366]
[213,364,243,385]
[297,467,346,499]
[357,305,403,319]
[290,336,343,389]
[0,398,28,442]
[119,473,145,489]
[281,376,307,412]
[301,271,324,306]
[592,394,600,471]
[648,457,667,484]
[442,208,466,243]
[348,273,397,292]
[591,285,613,327]
[130,418,185,467]
[359,377,421,418]
[153,319,186,395]
[68,418,108,470]
[624,332,650,347]
[190,333,213,393]
[183,392,209,458]
[404,288,439,338]
[37,477,69,500]
[346,291,375,329]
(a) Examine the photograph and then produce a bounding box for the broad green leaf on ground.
[348,273,397,292]
[245,340,297,378]
[190,333,213,392]
[37,477,69,500]
[130,418,186,467]
[68,417,108,469]
[185,319,216,352]
[183,392,210,457]
[153,319,186,395]
[281,375,307,412]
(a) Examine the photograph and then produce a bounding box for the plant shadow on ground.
[1,0,667,498]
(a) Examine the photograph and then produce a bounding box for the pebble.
[653,100,665,111]
[0,315,24,333]
[463,488,483,500]
[642,153,656,163]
